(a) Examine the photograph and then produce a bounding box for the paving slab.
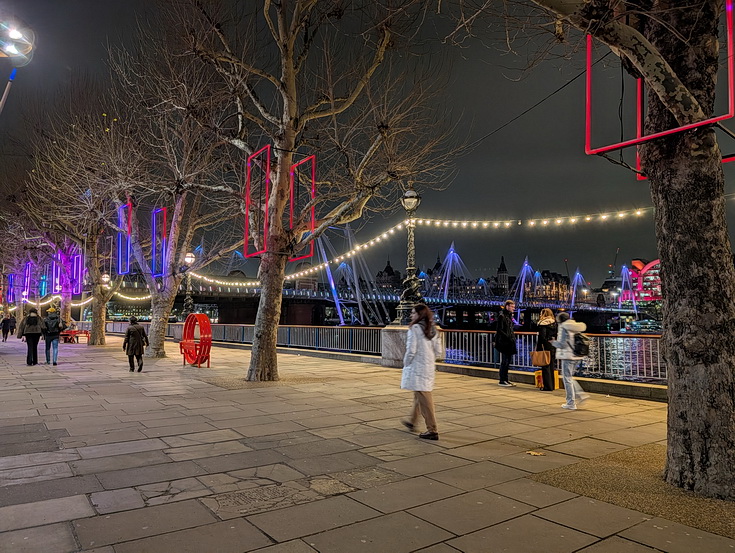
[76,438,168,459]
[71,449,172,475]
[619,517,735,553]
[410,488,536,535]
[535,496,652,538]
[96,460,208,489]
[250,540,318,553]
[348,475,463,513]
[303,511,453,553]
[0,494,94,532]
[448,513,597,553]
[487,478,578,508]
[90,488,146,514]
[427,460,528,491]
[0,474,104,508]
[248,495,381,542]
[73,499,217,548]
[0,522,78,553]
[114,518,272,553]
[577,536,664,552]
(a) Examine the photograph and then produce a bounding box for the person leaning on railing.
[536,308,557,391]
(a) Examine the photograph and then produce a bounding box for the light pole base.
[392,301,416,325]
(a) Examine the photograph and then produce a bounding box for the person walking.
[494,299,517,387]
[9,314,16,336]
[554,312,590,410]
[17,307,43,366]
[41,307,66,366]
[536,308,558,391]
[400,303,444,440]
[1,314,10,342]
[123,316,149,372]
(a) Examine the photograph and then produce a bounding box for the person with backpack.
[553,311,590,410]
[42,307,67,365]
[17,307,43,366]
[123,316,149,372]
[494,300,517,387]
[400,303,445,440]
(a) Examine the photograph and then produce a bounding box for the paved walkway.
[0,335,732,553]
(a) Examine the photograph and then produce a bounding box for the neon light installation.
[22,262,31,297]
[52,259,62,292]
[117,202,132,275]
[6,274,14,303]
[245,145,271,258]
[151,207,167,278]
[289,154,316,262]
[585,0,733,157]
[72,253,84,295]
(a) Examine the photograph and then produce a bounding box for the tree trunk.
[89,286,107,346]
[641,2,735,499]
[147,293,177,358]
[60,287,73,325]
[247,250,287,381]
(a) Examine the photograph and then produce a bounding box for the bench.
[60,330,91,344]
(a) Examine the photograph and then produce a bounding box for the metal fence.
[84,321,665,384]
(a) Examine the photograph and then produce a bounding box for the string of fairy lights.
[3,202,664,304]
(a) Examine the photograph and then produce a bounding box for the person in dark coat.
[41,307,67,366]
[18,307,43,366]
[494,299,517,387]
[9,315,16,335]
[123,316,149,372]
[1,314,10,341]
[536,308,558,391]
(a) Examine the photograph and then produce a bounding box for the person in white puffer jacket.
[553,312,590,410]
[400,303,445,440]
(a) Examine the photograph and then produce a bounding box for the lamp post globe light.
[101,273,111,285]
[182,252,195,318]
[392,186,423,325]
[0,21,35,119]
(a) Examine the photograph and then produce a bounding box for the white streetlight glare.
[184,252,195,265]
[3,43,17,55]
[101,273,111,284]
[7,29,21,39]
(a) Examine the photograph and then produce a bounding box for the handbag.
[530,348,550,367]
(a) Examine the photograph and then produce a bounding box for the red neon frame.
[585,0,734,158]
[289,155,316,262]
[244,145,271,258]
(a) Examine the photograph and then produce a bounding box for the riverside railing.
[87,322,665,384]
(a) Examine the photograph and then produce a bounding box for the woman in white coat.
[401,304,444,440]
[553,312,590,410]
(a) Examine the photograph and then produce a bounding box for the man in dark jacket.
[123,316,149,372]
[42,307,66,365]
[18,307,43,366]
[494,300,517,387]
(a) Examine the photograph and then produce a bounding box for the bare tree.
[449,0,735,500]
[158,0,457,380]
[109,33,245,357]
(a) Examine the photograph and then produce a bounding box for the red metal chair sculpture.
[179,313,212,368]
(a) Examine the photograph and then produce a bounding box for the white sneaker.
[561,404,577,410]
[498,382,514,387]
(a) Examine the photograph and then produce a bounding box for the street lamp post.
[182,252,195,318]
[393,187,423,325]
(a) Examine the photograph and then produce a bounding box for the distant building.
[376,259,402,290]
[496,256,509,294]
[630,259,662,301]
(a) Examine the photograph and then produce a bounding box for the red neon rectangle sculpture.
[289,155,316,262]
[245,145,271,258]
[585,0,734,157]
[117,202,132,275]
[152,207,167,278]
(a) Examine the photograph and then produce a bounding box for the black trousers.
[2,329,8,341]
[128,354,143,371]
[499,353,512,383]
[25,333,41,365]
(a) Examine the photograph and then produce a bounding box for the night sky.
[5,1,735,286]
